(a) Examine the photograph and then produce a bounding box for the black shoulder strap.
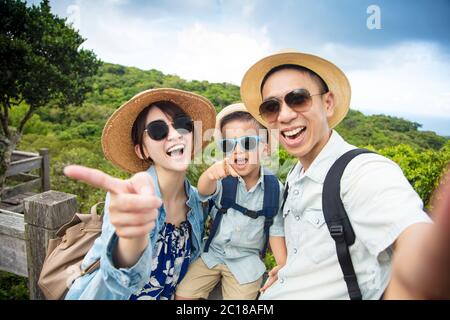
[322,148,374,300]
[260,174,280,258]
[203,177,238,253]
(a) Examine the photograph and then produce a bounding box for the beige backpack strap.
[81,259,100,276]
[89,202,105,221]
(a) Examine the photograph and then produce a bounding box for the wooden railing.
[1,149,50,212]
[0,189,231,300]
[0,191,77,300]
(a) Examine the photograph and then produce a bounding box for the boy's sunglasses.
[218,136,260,154]
[145,116,193,141]
[259,88,328,123]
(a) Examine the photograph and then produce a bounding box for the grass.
[0,271,29,300]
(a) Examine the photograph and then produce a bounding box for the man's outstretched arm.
[385,166,450,299]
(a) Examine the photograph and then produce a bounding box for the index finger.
[223,158,230,176]
[64,165,129,194]
[224,158,240,178]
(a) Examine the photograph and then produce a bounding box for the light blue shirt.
[199,166,285,284]
[65,166,205,300]
[260,130,432,300]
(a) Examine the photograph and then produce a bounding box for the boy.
[175,103,287,300]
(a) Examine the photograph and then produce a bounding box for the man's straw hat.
[240,50,351,128]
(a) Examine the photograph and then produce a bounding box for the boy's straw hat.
[215,103,276,153]
[102,88,216,173]
[240,50,351,128]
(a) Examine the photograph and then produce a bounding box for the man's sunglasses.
[144,116,193,141]
[259,88,328,123]
[218,136,261,154]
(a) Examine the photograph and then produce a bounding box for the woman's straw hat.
[102,88,216,173]
[240,50,351,128]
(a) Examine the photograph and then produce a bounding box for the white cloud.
[173,23,271,83]
[313,42,450,118]
[242,1,255,17]
[59,1,450,118]
[70,1,271,85]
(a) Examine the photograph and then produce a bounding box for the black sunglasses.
[259,88,328,123]
[145,116,193,141]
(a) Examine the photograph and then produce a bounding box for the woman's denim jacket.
[65,166,205,299]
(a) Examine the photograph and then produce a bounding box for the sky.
[27,0,450,135]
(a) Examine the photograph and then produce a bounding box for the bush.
[0,271,29,300]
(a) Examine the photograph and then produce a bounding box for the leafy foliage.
[0,0,100,194]
[0,271,28,300]
[3,51,450,299]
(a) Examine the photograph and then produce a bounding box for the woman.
[64,88,216,300]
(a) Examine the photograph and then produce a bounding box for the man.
[240,50,450,299]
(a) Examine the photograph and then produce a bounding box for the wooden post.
[23,191,77,300]
[39,148,50,192]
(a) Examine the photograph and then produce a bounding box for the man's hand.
[260,265,284,294]
[385,166,450,299]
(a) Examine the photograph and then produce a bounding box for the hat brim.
[102,88,216,173]
[214,103,277,154]
[240,51,351,128]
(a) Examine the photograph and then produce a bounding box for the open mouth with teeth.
[281,126,307,146]
[166,144,185,158]
[282,126,306,139]
[233,155,248,168]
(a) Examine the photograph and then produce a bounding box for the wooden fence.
[0,149,240,299]
[0,190,229,300]
[1,149,50,213]
[0,191,77,299]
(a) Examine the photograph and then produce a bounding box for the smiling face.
[134,106,193,172]
[221,119,267,178]
[261,68,335,168]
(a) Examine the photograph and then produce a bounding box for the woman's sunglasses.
[218,136,260,154]
[259,88,328,123]
[145,116,194,141]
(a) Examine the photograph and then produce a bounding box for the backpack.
[203,173,280,259]
[281,148,374,300]
[38,202,103,300]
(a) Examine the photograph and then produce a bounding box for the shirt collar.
[146,165,196,210]
[237,165,265,191]
[288,130,350,184]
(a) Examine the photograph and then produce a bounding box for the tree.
[0,0,101,194]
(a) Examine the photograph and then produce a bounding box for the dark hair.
[220,111,268,142]
[260,64,329,94]
[131,101,189,162]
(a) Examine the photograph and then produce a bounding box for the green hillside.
[28,62,446,150]
[4,62,449,300]
[12,62,449,212]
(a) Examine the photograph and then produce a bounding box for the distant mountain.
[35,62,447,151]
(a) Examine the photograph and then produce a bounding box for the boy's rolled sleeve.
[198,180,222,203]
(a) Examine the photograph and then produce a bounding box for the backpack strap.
[322,148,374,300]
[260,174,280,258]
[203,177,238,253]
[203,174,280,258]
